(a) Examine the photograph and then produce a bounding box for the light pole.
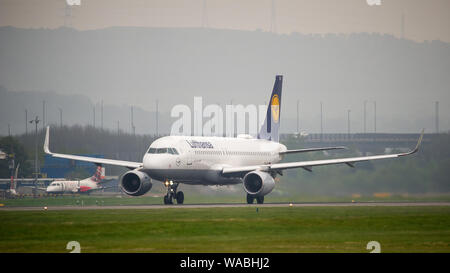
[131,106,135,136]
[42,100,46,130]
[29,116,40,196]
[296,100,300,133]
[8,152,14,194]
[320,101,323,141]
[25,109,28,136]
[373,101,377,134]
[58,108,63,128]
[363,100,367,134]
[156,100,159,136]
[435,101,439,134]
[347,109,351,137]
[101,100,104,130]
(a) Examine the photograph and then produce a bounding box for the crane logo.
[271,94,280,123]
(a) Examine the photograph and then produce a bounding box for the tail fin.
[92,166,105,183]
[11,163,20,190]
[258,75,283,142]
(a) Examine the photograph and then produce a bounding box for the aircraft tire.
[256,196,264,204]
[246,194,255,204]
[176,191,184,204]
[164,195,170,205]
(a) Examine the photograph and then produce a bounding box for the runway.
[1,202,450,211]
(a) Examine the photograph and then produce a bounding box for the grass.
[0,206,449,253]
[1,193,450,207]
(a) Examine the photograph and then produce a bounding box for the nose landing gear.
[163,180,184,205]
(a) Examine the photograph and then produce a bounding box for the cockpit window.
[148,147,179,154]
[157,148,167,154]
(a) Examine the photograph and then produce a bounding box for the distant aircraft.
[44,75,424,205]
[5,163,20,197]
[0,149,6,160]
[44,166,110,195]
[0,165,113,196]
[0,163,50,197]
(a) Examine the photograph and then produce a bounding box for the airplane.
[44,166,110,195]
[4,163,20,197]
[43,75,424,205]
[0,166,114,196]
[0,163,53,197]
[0,163,50,197]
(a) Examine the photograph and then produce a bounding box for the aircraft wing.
[279,146,347,155]
[44,127,142,169]
[0,178,61,182]
[222,129,424,176]
[20,185,47,191]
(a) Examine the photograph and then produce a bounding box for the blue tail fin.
[258,75,283,142]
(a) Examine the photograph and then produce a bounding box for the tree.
[0,136,32,178]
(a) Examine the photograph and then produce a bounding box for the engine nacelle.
[243,171,275,197]
[120,170,152,196]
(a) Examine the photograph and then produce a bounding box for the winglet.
[44,126,52,154]
[400,129,424,156]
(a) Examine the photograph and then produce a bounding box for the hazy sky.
[0,0,449,135]
[1,0,449,43]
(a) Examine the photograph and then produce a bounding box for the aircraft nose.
[143,154,168,170]
[143,154,156,169]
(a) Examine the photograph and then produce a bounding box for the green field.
[2,193,450,207]
[0,206,449,253]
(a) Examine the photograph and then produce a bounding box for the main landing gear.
[163,180,184,205]
[246,193,264,204]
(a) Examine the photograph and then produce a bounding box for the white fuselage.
[142,135,287,185]
[46,178,101,194]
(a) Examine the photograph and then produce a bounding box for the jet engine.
[242,170,275,196]
[120,170,152,196]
